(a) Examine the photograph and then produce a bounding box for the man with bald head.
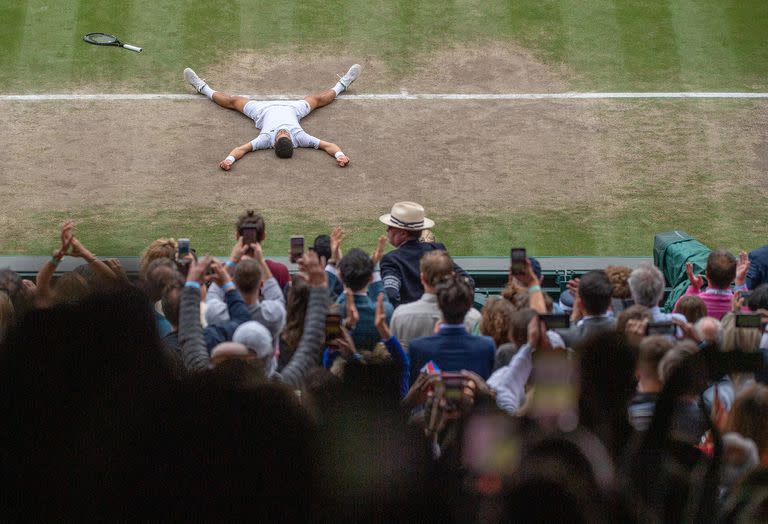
[378,201,473,308]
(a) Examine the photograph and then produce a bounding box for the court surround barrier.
[0,255,655,310]
[5,231,712,311]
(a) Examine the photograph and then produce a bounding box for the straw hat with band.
[378,201,435,231]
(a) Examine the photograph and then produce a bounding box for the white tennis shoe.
[337,64,362,90]
[184,68,207,93]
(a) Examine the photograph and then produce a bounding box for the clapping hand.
[330,227,345,264]
[344,289,360,330]
[374,292,391,340]
[297,250,327,288]
[735,251,750,287]
[54,221,75,258]
[371,235,387,266]
[686,262,704,291]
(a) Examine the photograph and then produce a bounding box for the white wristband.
[225,155,236,163]
[334,151,345,159]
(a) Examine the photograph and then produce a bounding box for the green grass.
[1,0,767,93]
[2,1,768,258]
[4,194,767,259]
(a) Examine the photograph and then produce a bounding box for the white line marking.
[1,92,768,102]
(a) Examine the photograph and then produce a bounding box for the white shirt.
[243,100,320,150]
[487,331,566,416]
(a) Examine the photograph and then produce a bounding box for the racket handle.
[123,44,142,53]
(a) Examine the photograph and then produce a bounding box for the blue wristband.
[226,260,237,268]
[223,281,236,291]
[185,281,201,290]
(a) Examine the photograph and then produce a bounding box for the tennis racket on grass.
[83,33,142,53]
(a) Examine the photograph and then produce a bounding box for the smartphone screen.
[735,313,763,329]
[241,227,258,255]
[645,321,676,336]
[325,313,342,341]
[290,235,305,263]
[510,247,526,275]
[540,314,570,330]
[530,351,579,432]
[178,238,190,258]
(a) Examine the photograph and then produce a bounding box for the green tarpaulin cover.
[653,231,711,312]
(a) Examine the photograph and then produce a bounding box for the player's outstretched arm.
[319,140,350,167]
[219,142,253,171]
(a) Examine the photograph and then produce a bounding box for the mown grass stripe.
[3,92,768,102]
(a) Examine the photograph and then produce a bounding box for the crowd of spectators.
[2,201,768,521]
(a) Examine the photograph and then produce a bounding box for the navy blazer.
[381,240,473,308]
[747,245,768,290]
[408,326,495,384]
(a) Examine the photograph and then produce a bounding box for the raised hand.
[527,315,554,353]
[68,237,97,263]
[328,327,357,358]
[732,289,746,313]
[54,221,75,258]
[344,289,360,330]
[371,235,387,266]
[511,257,540,288]
[187,256,214,283]
[330,227,345,263]
[686,262,704,290]
[671,317,699,343]
[374,292,390,340]
[229,237,248,264]
[300,250,328,288]
[735,250,750,286]
[209,259,233,287]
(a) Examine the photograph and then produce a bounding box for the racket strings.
[86,33,117,44]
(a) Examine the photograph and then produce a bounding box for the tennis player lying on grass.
[184,64,360,170]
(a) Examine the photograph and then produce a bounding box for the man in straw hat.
[379,201,473,308]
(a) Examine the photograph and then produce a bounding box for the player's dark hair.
[275,136,294,159]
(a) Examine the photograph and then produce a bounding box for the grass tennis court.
[1,1,768,258]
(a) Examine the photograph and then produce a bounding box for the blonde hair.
[727,384,768,457]
[479,296,516,347]
[139,238,178,279]
[420,250,454,289]
[604,265,632,299]
[720,312,762,353]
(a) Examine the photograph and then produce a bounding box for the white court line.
[1,92,768,101]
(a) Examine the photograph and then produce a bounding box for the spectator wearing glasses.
[378,201,472,308]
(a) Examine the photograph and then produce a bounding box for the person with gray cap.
[378,201,473,308]
[179,252,330,388]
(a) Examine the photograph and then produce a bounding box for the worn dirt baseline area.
[1,47,767,253]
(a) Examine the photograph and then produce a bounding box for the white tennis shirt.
[243,100,320,150]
